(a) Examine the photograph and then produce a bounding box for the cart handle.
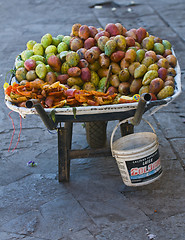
[26,99,56,130]
[130,93,151,126]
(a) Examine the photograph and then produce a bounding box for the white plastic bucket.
[110,118,162,187]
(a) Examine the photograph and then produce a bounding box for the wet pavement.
[0,0,185,239]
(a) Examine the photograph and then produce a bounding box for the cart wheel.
[119,121,134,137]
[85,121,107,149]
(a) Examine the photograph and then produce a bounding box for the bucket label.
[126,150,162,183]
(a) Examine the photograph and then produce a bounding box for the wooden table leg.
[58,122,73,182]
[65,122,73,150]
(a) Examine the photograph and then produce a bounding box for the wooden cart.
[5,54,181,182]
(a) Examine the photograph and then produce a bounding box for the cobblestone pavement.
[0,0,185,239]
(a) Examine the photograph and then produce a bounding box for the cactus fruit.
[90,71,100,87]
[61,61,71,74]
[114,35,126,51]
[157,86,174,99]
[142,70,158,85]
[134,64,147,79]
[104,40,117,56]
[66,51,80,66]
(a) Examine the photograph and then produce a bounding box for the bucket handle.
[110,118,157,156]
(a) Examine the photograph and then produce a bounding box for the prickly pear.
[104,40,117,57]
[157,86,174,99]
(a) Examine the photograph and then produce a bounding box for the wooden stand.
[57,118,134,182]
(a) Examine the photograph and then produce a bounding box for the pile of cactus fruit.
[5,23,178,107]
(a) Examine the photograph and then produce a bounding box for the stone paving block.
[116,3,154,18]
[159,212,185,238]
[95,212,185,239]
[153,112,185,139]
[0,157,33,186]
[68,157,123,201]
[92,7,118,19]
[172,26,185,42]
[0,210,40,236]
[153,91,184,114]
[20,237,48,240]
[23,195,95,239]
[169,138,185,166]
[0,174,67,226]
[148,1,185,42]
[155,8,185,27]
[79,197,149,228]
[0,231,26,240]
[62,228,95,240]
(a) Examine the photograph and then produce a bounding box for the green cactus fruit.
[162,40,172,50]
[67,77,83,87]
[33,43,44,56]
[57,42,69,53]
[61,61,71,74]
[66,51,80,67]
[134,64,147,78]
[153,43,165,55]
[97,36,109,51]
[90,71,100,87]
[114,35,126,51]
[141,37,154,50]
[30,55,45,63]
[157,86,174,99]
[104,40,117,56]
[21,50,34,61]
[36,61,45,66]
[15,67,27,82]
[142,70,158,85]
[119,68,130,82]
[136,49,145,62]
[15,60,25,69]
[35,64,47,79]
[83,82,96,91]
[139,85,149,95]
[98,77,108,90]
[46,65,54,72]
[63,36,72,47]
[148,63,158,71]
[89,61,101,71]
[45,45,57,55]
[41,33,53,49]
[27,40,37,50]
[128,62,140,76]
[56,35,64,42]
[141,57,154,67]
[52,37,61,47]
